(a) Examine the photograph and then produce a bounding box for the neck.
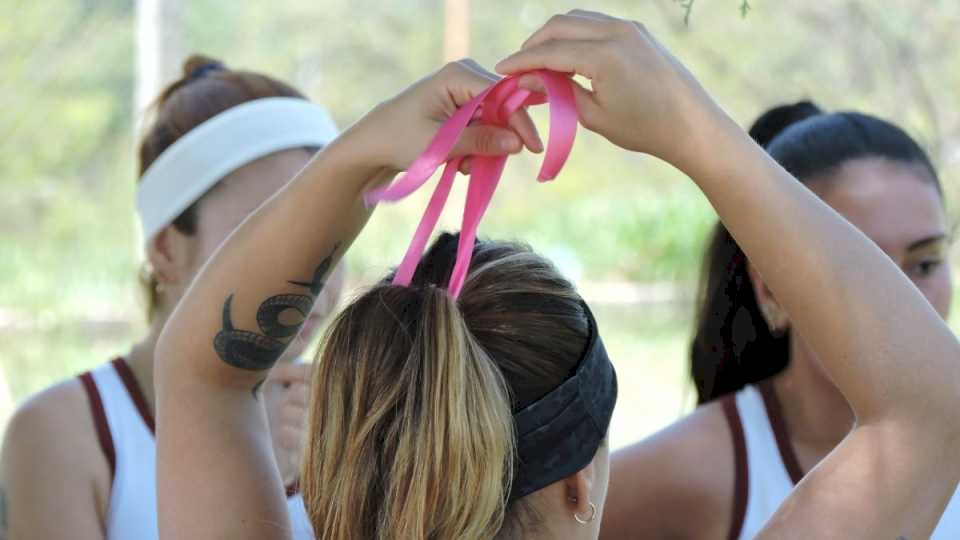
[123,314,168,415]
[770,333,855,469]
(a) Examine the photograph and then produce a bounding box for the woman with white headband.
[0,55,343,540]
[154,10,960,540]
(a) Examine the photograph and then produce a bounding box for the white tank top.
[724,382,960,539]
[79,358,315,539]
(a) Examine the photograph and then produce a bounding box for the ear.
[747,261,790,332]
[146,226,197,295]
[563,460,595,519]
[746,260,777,309]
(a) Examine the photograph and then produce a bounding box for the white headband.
[136,97,339,242]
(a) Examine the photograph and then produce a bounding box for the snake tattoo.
[213,243,339,374]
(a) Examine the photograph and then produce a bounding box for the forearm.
[680,108,960,425]
[154,124,390,539]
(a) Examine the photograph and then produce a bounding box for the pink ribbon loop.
[365,69,578,298]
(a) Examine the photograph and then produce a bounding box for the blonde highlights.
[302,236,589,539]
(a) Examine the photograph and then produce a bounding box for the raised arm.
[499,11,960,539]
[153,60,542,540]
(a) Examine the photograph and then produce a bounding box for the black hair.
[690,101,943,403]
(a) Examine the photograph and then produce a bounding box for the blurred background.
[2,0,959,448]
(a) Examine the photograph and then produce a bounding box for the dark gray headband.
[510,303,618,501]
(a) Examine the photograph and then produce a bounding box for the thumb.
[567,81,604,134]
[450,125,523,158]
[517,74,602,133]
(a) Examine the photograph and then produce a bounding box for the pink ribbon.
[364,69,578,298]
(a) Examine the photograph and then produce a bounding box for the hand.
[354,59,544,174]
[262,361,312,488]
[496,10,727,170]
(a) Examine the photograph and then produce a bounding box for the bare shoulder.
[600,400,737,540]
[1,377,110,528]
[3,377,101,456]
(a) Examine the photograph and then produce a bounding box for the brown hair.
[137,54,308,320]
[301,233,591,539]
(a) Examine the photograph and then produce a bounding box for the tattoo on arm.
[213,243,339,396]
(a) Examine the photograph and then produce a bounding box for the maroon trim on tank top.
[721,394,748,540]
[756,379,804,485]
[286,480,300,498]
[109,358,303,499]
[79,371,117,480]
[111,357,156,435]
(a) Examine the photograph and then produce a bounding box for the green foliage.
[675,0,751,25]
[2,0,959,409]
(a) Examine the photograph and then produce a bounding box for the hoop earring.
[574,502,597,524]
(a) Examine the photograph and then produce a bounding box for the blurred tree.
[1,0,957,405]
[444,0,471,61]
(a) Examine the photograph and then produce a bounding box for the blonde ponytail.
[302,285,514,539]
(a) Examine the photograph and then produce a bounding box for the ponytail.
[689,224,789,403]
[302,285,514,539]
[302,234,589,538]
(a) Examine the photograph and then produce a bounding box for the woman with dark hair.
[0,55,345,539]
[155,10,960,540]
[602,101,958,538]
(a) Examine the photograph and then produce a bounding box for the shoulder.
[600,399,739,539]
[2,376,111,497]
[1,376,111,537]
[4,377,98,450]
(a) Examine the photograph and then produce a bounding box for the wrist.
[670,99,755,182]
[309,114,398,196]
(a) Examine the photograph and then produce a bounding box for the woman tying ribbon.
[155,10,960,540]
[0,55,343,539]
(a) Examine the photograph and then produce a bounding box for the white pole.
[135,0,160,132]
[444,0,470,61]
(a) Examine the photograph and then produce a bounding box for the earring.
[574,502,597,525]
[759,302,788,336]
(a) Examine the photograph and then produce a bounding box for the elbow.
[909,343,960,457]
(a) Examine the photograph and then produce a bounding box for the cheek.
[194,214,244,266]
[195,232,226,269]
[918,267,953,320]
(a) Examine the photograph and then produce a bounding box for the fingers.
[267,361,313,386]
[496,39,604,79]
[456,58,499,82]
[515,73,547,94]
[507,109,544,153]
[566,8,622,22]
[451,125,523,158]
[285,381,309,408]
[520,12,615,50]
[515,74,602,134]
[454,59,542,153]
[273,384,309,452]
[556,79,603,132]
[441,59,500,107]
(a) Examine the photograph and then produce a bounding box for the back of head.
[690,101,942,403]
[137,54,307,320]
[302,233,590,539]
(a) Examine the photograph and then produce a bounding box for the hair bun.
[748,101,823,148]
[182,54,226,82]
